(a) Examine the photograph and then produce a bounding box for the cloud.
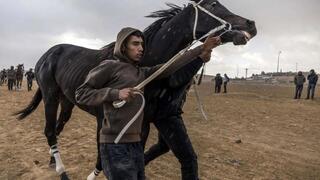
[51,32,106,49]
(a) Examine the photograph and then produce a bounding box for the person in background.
[306,69,318,100]
[25,68,35,91]
[223,73,230,93]
[7,66,16,91]
[214,73,223,93]
[293,71,306,99]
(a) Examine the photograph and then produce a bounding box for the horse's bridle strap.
[191,0,232,40]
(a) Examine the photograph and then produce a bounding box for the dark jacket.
[25,71,35,81]
[7,69,16,80]
[215,76,223,85]
[294,74,306,85]
[75,27,204,143]
[307,73,318,85]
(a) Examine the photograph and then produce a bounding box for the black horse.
[15,0,256,179]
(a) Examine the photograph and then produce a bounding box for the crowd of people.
[211,69,318,100]
[0,65,35,91]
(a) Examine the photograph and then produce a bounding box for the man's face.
[125,35,144,62]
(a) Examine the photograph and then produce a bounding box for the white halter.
[190,0,232,41]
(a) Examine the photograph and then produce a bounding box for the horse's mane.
[143,3,184,46]
[100,3,184,50]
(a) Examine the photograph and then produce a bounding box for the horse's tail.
[13,88,42,120]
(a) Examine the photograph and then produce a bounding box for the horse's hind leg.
[48,97,74,169]
[56,97,74,136]
[42,88,70,180]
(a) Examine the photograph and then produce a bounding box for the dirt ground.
[0,80,319,180]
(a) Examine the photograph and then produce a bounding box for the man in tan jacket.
[75,27,220,180]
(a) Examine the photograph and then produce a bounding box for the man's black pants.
[306,84,316,99]
[223,82,228,93]
[215,84,221,93]
[144,133,169,166]
[144,115,198,180]
[27,79,33,91]
[8,79,14,90]
[294,85,303,99]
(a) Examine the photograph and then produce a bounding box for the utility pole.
[245,68,248,79]
[277,51,282,73]
[236,65,239,78]
[296,63,298,73]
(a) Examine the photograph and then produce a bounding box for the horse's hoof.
[60,172,70,180]
[49,156,56,169]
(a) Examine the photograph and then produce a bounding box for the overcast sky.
[0,0,319,77]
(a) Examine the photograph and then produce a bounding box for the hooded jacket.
[75,27,204,143]
[307,72,318,85]
[294,74,306,85]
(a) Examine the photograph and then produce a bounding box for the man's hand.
[199,49,212,62]
[118,88,135,101]
[203,36,221,50]
[199,36,221,62]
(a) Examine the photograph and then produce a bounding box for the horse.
[15,64,24,89]
[15,0,256,179]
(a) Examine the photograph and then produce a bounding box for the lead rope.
[193,77,208,121]
[190,0,232,121]
[114,91,145,143]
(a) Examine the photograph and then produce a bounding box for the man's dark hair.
[130,31,144,38]
[122,31,144,50]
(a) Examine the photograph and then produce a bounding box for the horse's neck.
[143,9,194,66]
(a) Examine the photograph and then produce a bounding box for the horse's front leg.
[87,110,104,180]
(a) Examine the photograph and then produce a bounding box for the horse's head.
[190,0,257,45]
[17,64,23,69]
